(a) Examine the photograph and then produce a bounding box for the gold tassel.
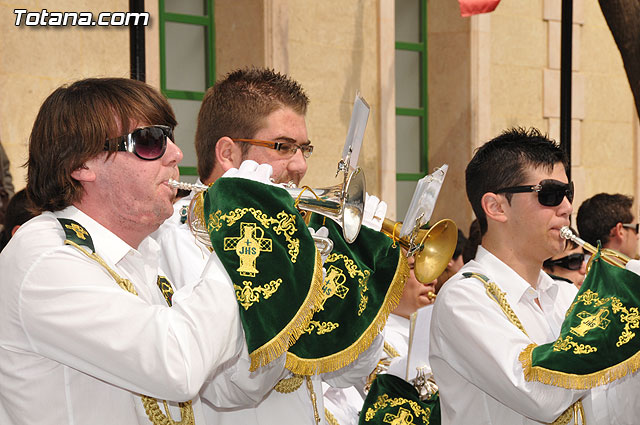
[285,253,409,375]
[248,250,326,371]
[520,341,640,390]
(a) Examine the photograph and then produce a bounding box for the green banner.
[521,249,640,389]
[286,217,407,375]
[203,178,324,371]
[359,374,440,425]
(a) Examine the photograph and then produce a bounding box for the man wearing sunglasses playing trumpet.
[153,68,385,425]
[0,78,253,424]
[430,127,606,424]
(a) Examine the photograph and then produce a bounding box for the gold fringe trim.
[285,252,409,375]
[325,408,341,425]
[248,249,326,371]
[519,341,640,390]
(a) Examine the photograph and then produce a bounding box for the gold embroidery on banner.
[304,320,340,335]
[317,265,349,310]
[364,394,431,424]
[552,335,598,354]
[65,223,88,240]
[224,222,272,276]
[325,253,371,315]
[570,308,611,337]
[209,208,299,263]
[383,407,415,425]
[565,289,639,348]
[234,279,282,310]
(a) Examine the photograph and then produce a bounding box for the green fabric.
[156,276,174,306]
[523,249,640,388]
[58,218,95,253]
[285,217,407,375]
[359,374,439,425]
[203,178,323,370]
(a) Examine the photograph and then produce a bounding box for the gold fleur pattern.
[233,279,282,310]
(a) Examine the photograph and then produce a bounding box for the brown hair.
[195,67,309,180]
[577,193,634,246]
[27,77,176,213]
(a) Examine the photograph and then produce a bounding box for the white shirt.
[429,246,589,425]
[151,187,211,287]
[153,195,384,425]
[0,207,244,424]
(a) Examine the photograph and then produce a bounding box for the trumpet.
[168,170,366,255]
[560,226,630,269]
[381,218,458,284]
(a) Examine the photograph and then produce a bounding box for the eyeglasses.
[231,138,314,159]
[495,179,574,207]
[104,125,173,161]
[622,223,639,234]
[543,253,588,271]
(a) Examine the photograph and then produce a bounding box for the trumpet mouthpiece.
[559,226,574,240]
[168,179,208,193]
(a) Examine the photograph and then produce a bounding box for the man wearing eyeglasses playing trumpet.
[577,193,639,261]
[153,68,385,425]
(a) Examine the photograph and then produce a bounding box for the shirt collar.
[53,206,135,265]
[474,246,559,306]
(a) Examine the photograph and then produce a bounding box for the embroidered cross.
[65,223,89,240]
[224,222,272,277]
[383,407,414,425]
[570,308,611,337]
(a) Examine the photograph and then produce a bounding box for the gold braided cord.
[466,272,529,337]
[305,376,321,425]
[248,250,327,371]
[285,253,409,375]
[383,341,401,358]
[273,375,304,393]
[64,239,194,425]
[465,273,585,425]
[325,408,341,425]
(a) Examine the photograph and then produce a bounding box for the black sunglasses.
[543,253,587,271]
[495,179,574,207]
[622,223,639,234]
[104,125,174,161]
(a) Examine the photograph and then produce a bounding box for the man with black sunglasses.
[153,68,384,425]
[428,127,601,424]
[577,193,639,260]
[542,228,588,288]
[0,78,252,424]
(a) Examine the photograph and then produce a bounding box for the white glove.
[626,259,640,276]
[222,160,274,185]
[362,193,387,232]
[308,226,332,264]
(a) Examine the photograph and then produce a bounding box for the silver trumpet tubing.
[284,167,365,244]
[560,225,630,269]
[167,178,345,256]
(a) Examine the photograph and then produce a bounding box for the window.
[159,0,215,181]
[395,0,428,220]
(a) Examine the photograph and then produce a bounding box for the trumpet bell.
[287,167,365,243]
[382,218,457,284]
[414,219,458,284]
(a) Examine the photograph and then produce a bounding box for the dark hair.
[462,219,481,263]
[453,229,468,260]
[26,78,176,213]
[577,193,634,247]
[195,67,309,180]
[0,189,35,252]
[465,127,568,234]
